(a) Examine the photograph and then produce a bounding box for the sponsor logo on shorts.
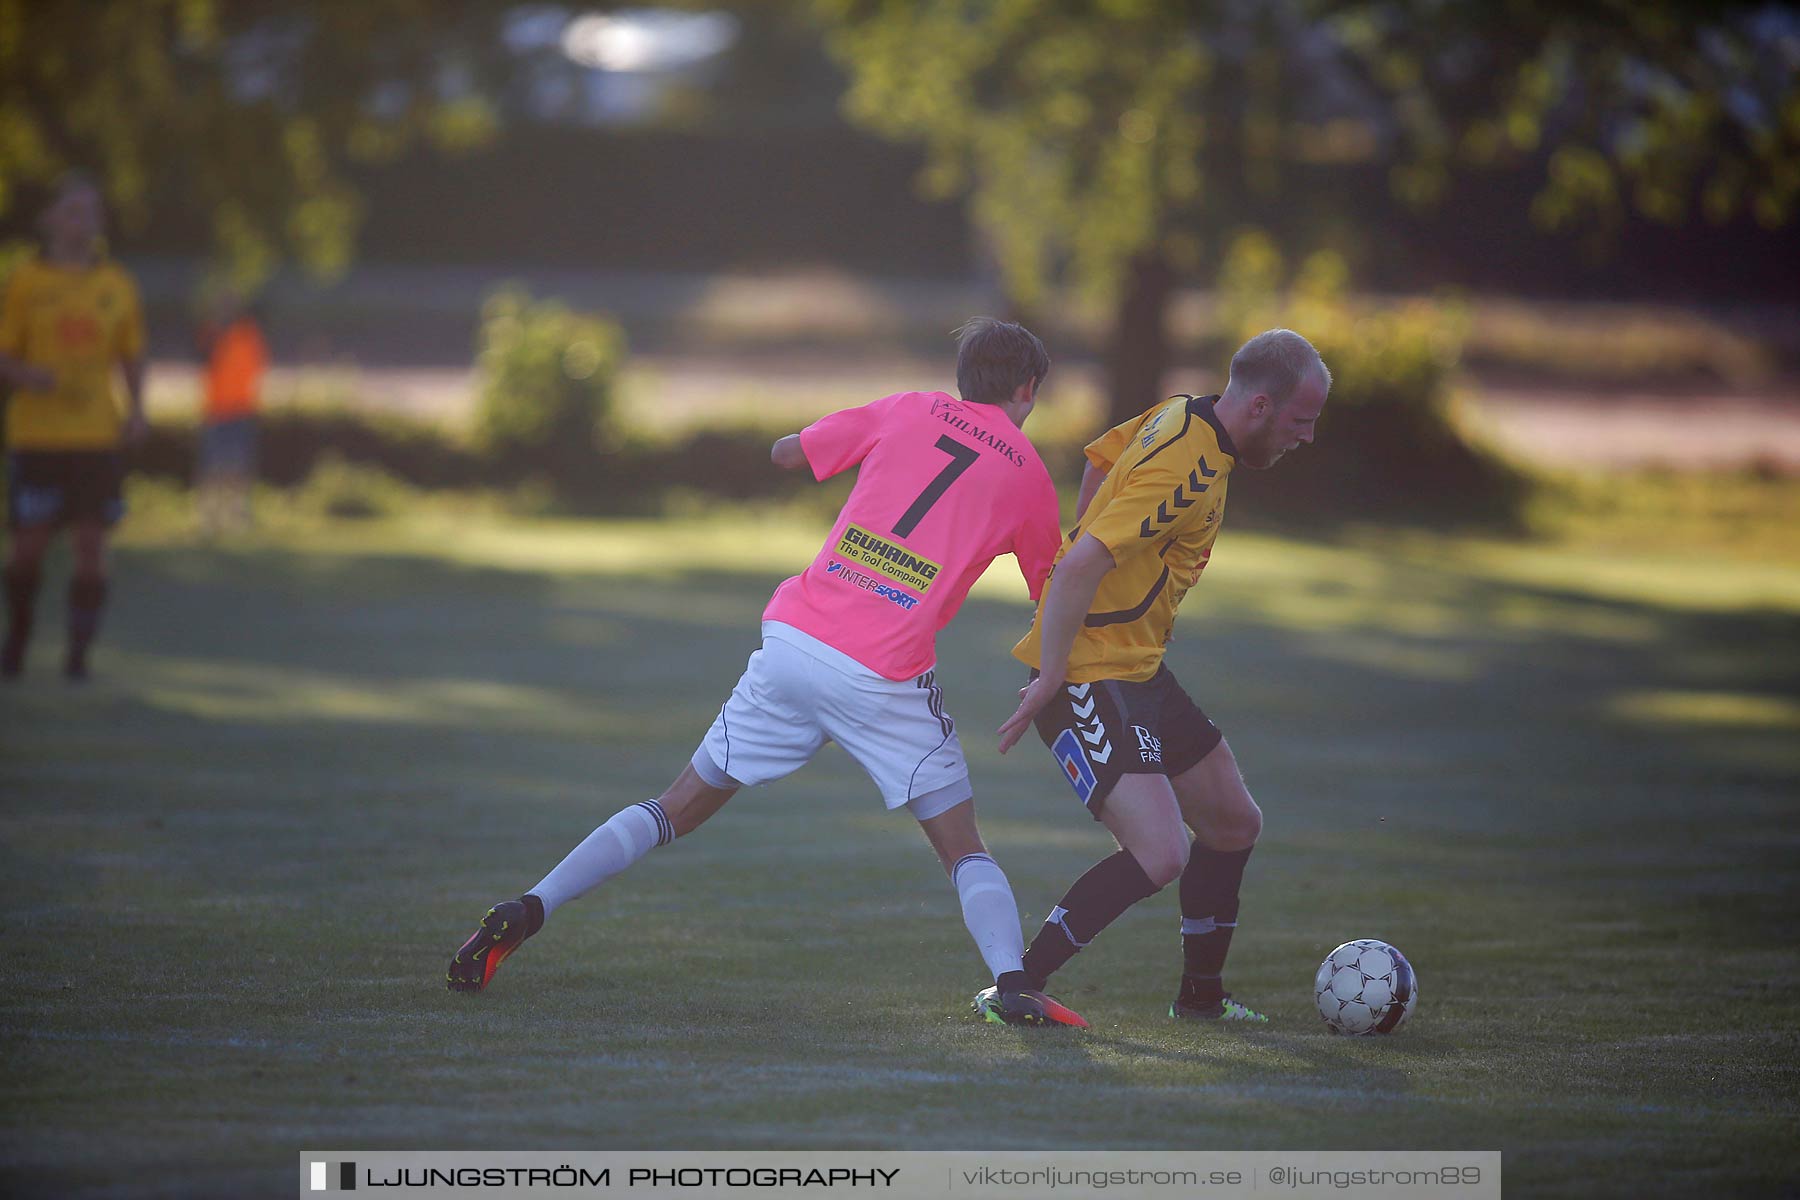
[824,559,921,611]
[1133,724,1163,764]
[1065,682,1113,764]
[835,524,941,593]
[1051,728,1098,805]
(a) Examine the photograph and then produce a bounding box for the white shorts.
[692,622,972,821]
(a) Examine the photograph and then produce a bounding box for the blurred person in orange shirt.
[195,291,267,534]
[0,173,147,681]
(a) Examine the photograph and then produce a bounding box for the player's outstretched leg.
[444,798,673,993]
[445,770,736,994]
[447,896,544,993]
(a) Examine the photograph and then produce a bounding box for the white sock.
[529,799,673,917]
[951,852,1026,981]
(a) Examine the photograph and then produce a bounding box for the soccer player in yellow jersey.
[0,174,147,679]
[994,329,1329,1022]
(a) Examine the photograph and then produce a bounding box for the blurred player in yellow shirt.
[997,330,1330,1023]
[1,174,148,679]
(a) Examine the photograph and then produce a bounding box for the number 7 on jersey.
[893,436,981,537]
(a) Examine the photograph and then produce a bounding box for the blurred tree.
[1343,1,1800,234]
[0,0,510,286]
[812,0,1800,426]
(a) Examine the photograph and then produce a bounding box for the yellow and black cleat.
[447,899,536,993]
[1170,993,1268,1022]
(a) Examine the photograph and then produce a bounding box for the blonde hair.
[1229,329,1330,405]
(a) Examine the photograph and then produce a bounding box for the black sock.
[3,564,41,665]
[1021,850,1161,988]
[65,574,107,673]
[995,969,1032,994]
[1179,843,1253,1002]
[519,892,546,938]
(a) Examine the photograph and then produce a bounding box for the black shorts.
[5,451,125,530]
[1032,664,1223,819]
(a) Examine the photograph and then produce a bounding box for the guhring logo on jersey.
[836,524,941,593]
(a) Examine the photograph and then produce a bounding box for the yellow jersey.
[1,256,145,450]
[1013,394,1236,683]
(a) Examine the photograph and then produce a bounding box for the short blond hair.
[1229,328,1330,405]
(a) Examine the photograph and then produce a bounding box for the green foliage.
[134,408,482,491]
[289,452,426,521]
[1221,232,1465,432]
[129,400,819,517]
[814,0,1228,309]
[474,287,629,478]
[0,0,506,285]
[1343,1,1800,235]
[1463,300,1773,385]
[1528,467,1800,562]
[1217,231,1527,522]
[816,1,1799,312]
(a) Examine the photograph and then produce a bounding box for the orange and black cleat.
[447,898,539,993]
[973,986,1090,1028]
[1033,990,1091,1028]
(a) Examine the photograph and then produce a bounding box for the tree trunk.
[1103,250,1177,430]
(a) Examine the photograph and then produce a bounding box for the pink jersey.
[763,390,1063,680]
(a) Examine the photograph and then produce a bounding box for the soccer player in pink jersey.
[447,318,1085,1026]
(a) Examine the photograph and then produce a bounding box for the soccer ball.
[1314,939,1416,1035]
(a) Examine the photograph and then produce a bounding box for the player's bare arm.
[1074,461,1108,521]
[997,533,1114,754]
[770,433,807,470]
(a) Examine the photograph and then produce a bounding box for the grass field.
[3,501,1798,1198]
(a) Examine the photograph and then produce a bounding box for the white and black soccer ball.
[1314,939,1416,1035]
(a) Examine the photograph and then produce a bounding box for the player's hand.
[998,675,1060,755]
